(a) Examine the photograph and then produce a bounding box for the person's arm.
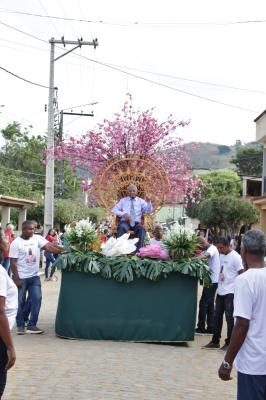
[0,295,16,371]
[112,199,126,217]
[10,258,22,288]
[196,252,210,260]
[235,253,244,275]
[42,242,65,255]
[141,195,153,214]
[218,317,249,380]
[0,237,8,254]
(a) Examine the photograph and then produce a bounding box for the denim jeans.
[44,251,55,278]
[212,293,234,345]
[16,275,42,328]
[1,257,10,275]
[197,283,218,331]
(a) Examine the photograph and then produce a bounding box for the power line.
[1,33,265,96]
[0,19,47,44]
[62,101,99,111]
[1,8,266,28]
[38,0,61,36]
[3,33,263,96]
[0,173,45,187]
[0,65,51,89]
[0,165,46,177]
[0,20,260,112]
[75,55,260,113]
[56,0,77,37]
[108,64,266,95]
[1,19,265,100]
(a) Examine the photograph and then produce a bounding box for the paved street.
[5,275,236,400]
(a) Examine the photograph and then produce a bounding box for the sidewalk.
[5,275,236,400]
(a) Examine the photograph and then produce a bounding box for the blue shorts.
[238,372,266,400]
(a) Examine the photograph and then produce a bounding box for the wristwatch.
[222,360,232,370]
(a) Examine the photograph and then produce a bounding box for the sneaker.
[50,275,58,282]
[195,328,207,336]
[26,326,44,334]
[17,327,26,335]
[202,341,220,349]
[220,343,229,351]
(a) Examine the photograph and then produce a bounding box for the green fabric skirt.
[55,270,198,342]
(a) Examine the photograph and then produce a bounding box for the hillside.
[185,141,260,170]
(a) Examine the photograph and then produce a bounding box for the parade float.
[52,97,207,342]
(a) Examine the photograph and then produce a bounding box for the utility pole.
[44,37,98,235]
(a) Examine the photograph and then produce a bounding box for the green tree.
[218,145,231,155]
[231,146,263,177]
[186,169,241,218]
[200,169,241,198]
[26,199,105,227]
[0,122,82,199]
[197,196,259,237]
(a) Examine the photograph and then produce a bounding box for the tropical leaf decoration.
[52,250,211,287]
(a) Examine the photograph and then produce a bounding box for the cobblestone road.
[5,275,236,400]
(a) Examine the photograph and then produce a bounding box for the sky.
[1,0,266,145]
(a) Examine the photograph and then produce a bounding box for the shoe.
[220,343,229,351]
[202,341,220,349]
[195,328,207,336]
[44,278,50,281]
[205,328,214,334]
[17,327,25,335]
[26,326,44,334]
[50,275,58,282]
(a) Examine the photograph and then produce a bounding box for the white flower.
[101,233,138,257]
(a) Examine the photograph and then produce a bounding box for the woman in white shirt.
[0,244,18,399]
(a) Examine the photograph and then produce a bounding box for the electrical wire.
[0,165,45,177]
[0,65,51,89]
[0,173,45,187]
[1,19,265,99]
[1,8,266,28]
[74,55,260,113]
[62,101,98,111]
[107,64,266,95]
[56,0,78,37]
[0,20,47,44]
[0,20,261,113]
[38,0,61,36]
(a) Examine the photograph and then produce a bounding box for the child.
[150,225,164,247]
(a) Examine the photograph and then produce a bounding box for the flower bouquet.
[65,218,98,252]
[162,223,198,259]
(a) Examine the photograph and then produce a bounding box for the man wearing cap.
[112,184,152,251]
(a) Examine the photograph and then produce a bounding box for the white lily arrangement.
[162,223,197,258]
[65,218,98,252]
[101,233,138,257]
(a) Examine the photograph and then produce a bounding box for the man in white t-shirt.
[10,220,65,335]
[195,236,220,334]
[218,229,266,400]
[203,236,243,350]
